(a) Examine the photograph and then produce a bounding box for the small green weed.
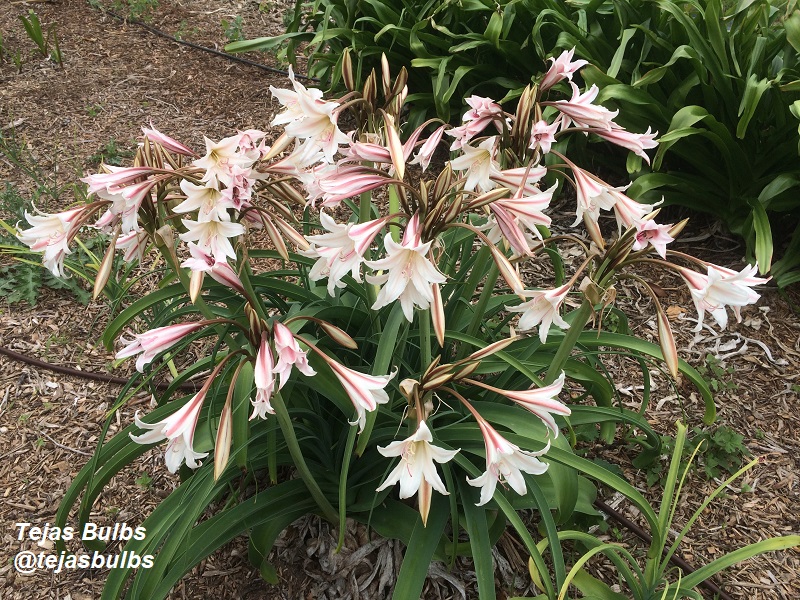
[88,139,134,166]
[174,20,199,41]
[639,425,752,487]
[135,473,153,489]
[221,15,244,43]
[18,10,62,67]
[111,0,158,22]
[697,354,738,393]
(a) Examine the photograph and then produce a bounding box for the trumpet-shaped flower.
[272,322,316,389]
[116,228,149,263]
[591,126,658,164]
[467,418,550,506]
[193,135,252,188]
[551,83,619,130]
[327,361,395,432]
[540,48,588,92]
[141,124,196,156]
[179,218,245,261]
[529,119,559,154]
[270,66,326,127]
[130,392,208,473]
[449,136,502,192]
[180,243,244,293]
[116,322,205,372]
[376,420,459,523]
[507,283,571,343]
[366,215,447,322]
[303,212,386,295]
[17,206,85,277]
[632,220,674,258]
[487,372,569,437]
[174,180,231,221]
[251,336,276,420]
[679,264,768,332]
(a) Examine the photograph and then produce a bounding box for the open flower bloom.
[270,65,326,127]
[130,392,208,473]
[272,322,316,389]
[449,136,502,192]
[551,83,619,130]
[303,212,386,294]
[174,180,231,221]
[116,228,150,263]
[179,218,245,261]
[376,420,459,524]
[17,206,85,277]
[467,418,550,506]
[193,135,253,188]
[251,335,276,419]
[679,264,768,332]
[539,48,589,92]
[507,283,571,343]
[632,220,674,258]
[366,214,447,322]
[180,242,244,293]
[571,165,617,227]
[483,372,569,437]
[591,126,658,164]
[116,322,205,372]
[327,360,395,432]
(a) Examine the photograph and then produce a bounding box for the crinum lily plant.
[18,49,777,599]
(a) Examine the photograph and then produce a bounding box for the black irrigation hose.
[0,351,732,598]
[97,7,320,82]
[0,345,198,391]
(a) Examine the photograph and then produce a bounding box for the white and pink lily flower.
[449,136,502,193]
[591,126,658,164]
[471,372,569,437]
[282,89,349,163]
[366,214,447,322]
[193,135,252,188]
[181,243,245,294]
[571,164,617,227]
[611,188,654,231]
[251,335,276,420]
[174,180,231,221]
[679,264,768,332]
[467,418,550,506]
[632,220,674,258]
[236,128,267,161]
[130,393,208,473]
[116,321,206,372]
[116,228,150,263]
[409,125,446,171]
[270,66,326,127]
[81,166,153,195]
[327,360,396,432]
[491,183,554,243]
[491,166,548,197]
[551,83,619,131]
[316,165,388,207]
[539,48,589,92]
[507,283,572,343]
[17,206,85,277]
[179,218,245,262]
[376,420,459,525]
[141,124,196,157]
[529,119,559,154]
[272,322,316,389]
[303,212,386,295]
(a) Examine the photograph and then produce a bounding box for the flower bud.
[342,48,355,92]
[93,233,118,301]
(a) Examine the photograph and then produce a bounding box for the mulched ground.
[1,1,798,599]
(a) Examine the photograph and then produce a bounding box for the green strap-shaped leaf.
[460,480,497,600]
[391,494,449,600]
[736,75,770,139]
[747,198,773,273]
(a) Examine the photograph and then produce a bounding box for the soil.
[1,1,799,599]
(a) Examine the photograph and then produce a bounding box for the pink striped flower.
[376,420,459,525]
[529,119,559,154]
[450,136,502,193]
[81,166,153,195]
[679,264,768,332]
[130,392,208,473]
[632,220,674,258]
[116,322,205,372]
[17,206,85,277]
[142,124,196,157]
[591,126,658,164]
[180,243,244,293]
[540,48,588,92]
[327,361,396,432]
[467,417,550,506]
[251,335,276,420]
[506,283,571,343]
[551,83,619,130]
[272,322,316,389]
